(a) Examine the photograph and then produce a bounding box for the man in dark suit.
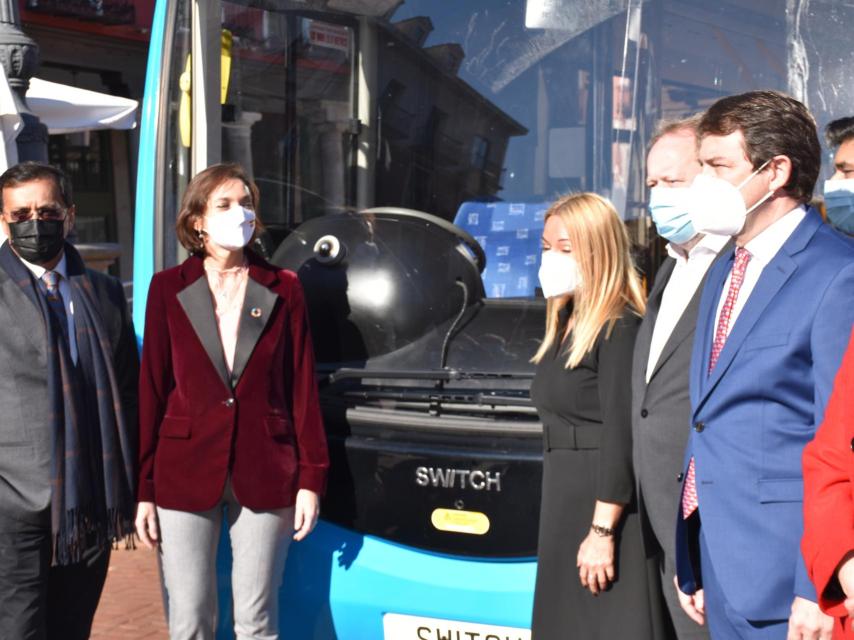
[632,116,725,639]
[675,91,854,639]
[0,162,138,639]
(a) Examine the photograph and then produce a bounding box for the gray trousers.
[157,481,294,640]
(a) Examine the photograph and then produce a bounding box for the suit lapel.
[0,272,46,355]
[177,276,231,389]
[648,279,703,381]
[634,258,673,391]
[0,244,47,356]
[648,241,732,380]
[691,252,730,411]
[699,255,797,404]
[230,277,278,387]
[695,211,821,408]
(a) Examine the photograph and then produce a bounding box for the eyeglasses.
[5,206,67,223]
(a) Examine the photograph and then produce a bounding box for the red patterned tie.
[682,247,752,519]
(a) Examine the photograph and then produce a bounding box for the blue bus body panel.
[215,521,536,639]
[132,0,168,341]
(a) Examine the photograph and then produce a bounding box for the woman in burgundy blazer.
[134,163,328,638]
[803,326,854,639]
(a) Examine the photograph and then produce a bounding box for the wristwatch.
[591,523,615,537]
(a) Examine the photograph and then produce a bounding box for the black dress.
[530,309,672,639]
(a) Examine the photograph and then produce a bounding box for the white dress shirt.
[21,251,78,363]
[712,205,807,340]
[646,233,730,382]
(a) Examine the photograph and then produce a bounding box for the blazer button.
[224,398,235,408]
[640,409,649,418]
[851,437,854,452]
[694,422,705,433]
[677,472,684,483]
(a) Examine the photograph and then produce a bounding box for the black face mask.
[7,219,66,264]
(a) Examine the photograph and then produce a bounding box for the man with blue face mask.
[674,91,854,640]
[632,116,726,640]
[823,117,854,235]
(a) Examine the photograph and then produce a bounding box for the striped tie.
[42,270,70,346]
[682,248,752,519]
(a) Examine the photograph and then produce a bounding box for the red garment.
[803,326,854,639]
[137,252,329,511]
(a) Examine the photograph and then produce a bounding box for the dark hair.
[0,161,73,210]
[825,117,854,149]
[175,163,262,255]
[698,90,821,203]
[648,113,702,152]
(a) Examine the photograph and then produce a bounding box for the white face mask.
[203,205,256,251]
[538,251,582,298]
[689,159,773,236]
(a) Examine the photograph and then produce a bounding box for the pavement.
[90,545,169,639]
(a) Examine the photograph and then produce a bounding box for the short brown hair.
[648,113,702,152]
[698,90,821,202]
[825,116,854,149]
[175,163,262,255]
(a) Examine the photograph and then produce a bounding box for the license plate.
[383,613,531,640]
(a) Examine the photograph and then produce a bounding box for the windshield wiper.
[322,367,534,384]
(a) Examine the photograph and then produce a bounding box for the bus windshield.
[157,0,852,303]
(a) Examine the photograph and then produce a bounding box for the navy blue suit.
[675,208,854,623]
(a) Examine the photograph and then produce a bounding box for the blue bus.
[133,1,852,637]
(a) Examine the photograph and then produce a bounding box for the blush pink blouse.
[204,260,249,374]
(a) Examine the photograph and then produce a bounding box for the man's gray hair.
[648,113,703,153]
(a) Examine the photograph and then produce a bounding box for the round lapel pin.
[250,307,262,318]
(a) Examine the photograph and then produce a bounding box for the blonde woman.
[529,193,671,638]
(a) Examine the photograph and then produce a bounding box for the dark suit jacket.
[632,256,708,568]
[676,209,854,620]
[0,246,138,526]
[802,327,854,638]
[137,251,329,511]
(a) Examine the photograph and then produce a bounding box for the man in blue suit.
[674,90,854,639]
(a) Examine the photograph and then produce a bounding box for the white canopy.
[0,64,22,171]
[27,78,138,135]
[0,69,139,243]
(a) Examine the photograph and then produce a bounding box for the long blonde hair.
[532,192,646,369]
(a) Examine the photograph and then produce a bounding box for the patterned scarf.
[0,242,136,565]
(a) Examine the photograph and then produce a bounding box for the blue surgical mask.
[648,186,696,245]
[824,179,854,235]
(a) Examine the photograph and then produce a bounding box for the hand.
[836,554,854,630]
[134,501,159,549]
[787,596,834,640]
[576,529,615,595]
[674,576,705,626]
[292,489,320,541]
[838,553,854,598]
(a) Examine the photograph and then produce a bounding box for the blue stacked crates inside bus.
[455,202,549,298]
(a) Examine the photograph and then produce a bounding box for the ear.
[768,155,793,194]
[64,205,76,237]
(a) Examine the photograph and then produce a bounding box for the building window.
[471,135,490,170]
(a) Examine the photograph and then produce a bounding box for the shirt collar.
[20,251,68,281]
[666,232,730,263]
[742,204,807,267]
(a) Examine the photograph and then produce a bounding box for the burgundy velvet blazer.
[803,327,854,639]
[137,251,329,511]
